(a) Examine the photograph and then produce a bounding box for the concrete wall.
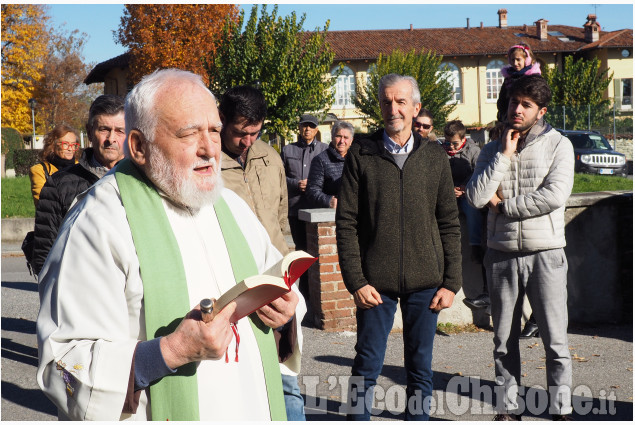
[564,191,632,324]
[2,218,34,242]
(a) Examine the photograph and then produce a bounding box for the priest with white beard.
[36,69,298,421]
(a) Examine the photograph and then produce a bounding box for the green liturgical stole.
[214,197,287,421]
[115,158,286,421]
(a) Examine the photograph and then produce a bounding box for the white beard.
[146,143,224,210]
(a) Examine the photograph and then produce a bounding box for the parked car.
[556,129,628,177]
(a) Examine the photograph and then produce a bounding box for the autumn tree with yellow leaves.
[116,4,240,85]
[1,4,50,133]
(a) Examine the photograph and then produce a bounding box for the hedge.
[1,127,25,169]
[13,149,42,177]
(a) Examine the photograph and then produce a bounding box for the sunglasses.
[56,141,80,150]
[300,122,317,129]
[413,122,432,130]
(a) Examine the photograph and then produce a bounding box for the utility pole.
[28,98,37,149]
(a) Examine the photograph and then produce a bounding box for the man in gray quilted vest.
[466,75,574,421]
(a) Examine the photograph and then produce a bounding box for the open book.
[213,250,317,323]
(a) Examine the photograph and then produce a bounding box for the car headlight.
[580,154,591,164]
[617,156,626,165]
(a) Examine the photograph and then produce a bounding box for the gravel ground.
[299,323,633,421]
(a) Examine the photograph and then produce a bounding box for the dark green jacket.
[335,130,462,296]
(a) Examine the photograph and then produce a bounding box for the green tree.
[354,49,456,132]
[206,4,335,142]
[543,55,613,130]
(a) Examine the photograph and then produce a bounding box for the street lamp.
[28,98,36,148]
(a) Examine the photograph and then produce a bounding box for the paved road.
[2,244,632,421]
[2,252,57,420]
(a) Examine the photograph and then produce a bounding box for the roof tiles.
[321,25,633,61]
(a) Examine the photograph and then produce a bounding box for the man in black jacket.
[336,74,462,421]
[281,114,327,298]
[32,95,125,275]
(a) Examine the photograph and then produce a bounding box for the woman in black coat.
[306,120,354,209]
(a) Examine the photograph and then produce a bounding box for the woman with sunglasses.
[28,124,80,207]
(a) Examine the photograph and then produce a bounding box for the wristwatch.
[497,201,505,214]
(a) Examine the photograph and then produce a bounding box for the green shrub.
[14,149,41,176]
[1,127,25,169]
[615,117,633,136]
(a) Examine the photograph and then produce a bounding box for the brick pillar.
[300,209,356,331]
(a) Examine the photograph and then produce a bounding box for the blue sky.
[47,3,634,66]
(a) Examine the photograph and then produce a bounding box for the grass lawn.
[2,176,35,218]
[572,173,633,193]
[0,173,632,219]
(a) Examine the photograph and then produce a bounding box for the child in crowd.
[442,120,489,310]
[496,43,542,123]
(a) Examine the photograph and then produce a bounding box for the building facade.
[323,11,632,136]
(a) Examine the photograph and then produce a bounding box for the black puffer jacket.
[32,148,109,275]
[305,145,346,208]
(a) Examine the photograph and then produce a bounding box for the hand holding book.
[208,250,316,324]
[255,290,299,328]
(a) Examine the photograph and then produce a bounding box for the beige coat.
[221,140,290,255]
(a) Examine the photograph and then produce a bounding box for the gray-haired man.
[336,74,462,420]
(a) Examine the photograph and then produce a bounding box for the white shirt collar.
[382,130,414,154]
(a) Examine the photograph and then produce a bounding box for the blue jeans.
[282,373,305,421]
[347,288,439,421]
[458,196,483,246]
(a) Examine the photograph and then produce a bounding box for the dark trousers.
[288,216,307,251]
[347,288,439,421]
[288,216,309,298]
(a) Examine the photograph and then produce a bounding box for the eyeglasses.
[56,141,80,150]
[413,122,432,130]
[300,122,317,129]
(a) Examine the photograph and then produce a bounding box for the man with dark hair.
[337,73,461,421]
[31,94,126,275]
[218,85,307,420]
[219,85,288,255]
[466,75,574,421]
[413,108,436,141]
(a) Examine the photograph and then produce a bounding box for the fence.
[545,103,633,147]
